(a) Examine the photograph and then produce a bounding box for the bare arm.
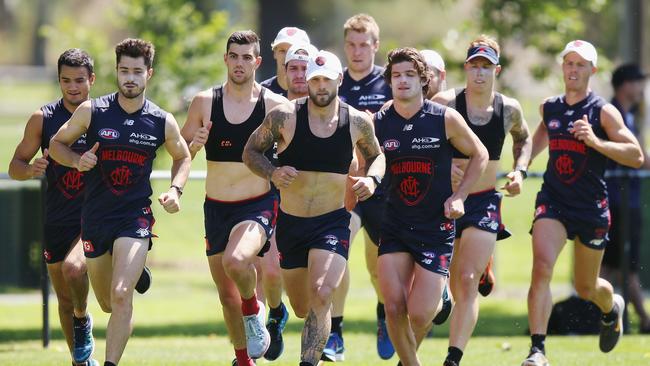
[243,106,290,180]
[180,91,211,160]
[350,110,385,177]
[505,98,532,170]
[158,113,192,213]
[8,110,48,180]
[446,108,488,200]
[571,104,643,168]
[49,100,92,169]
[529,103,549,165]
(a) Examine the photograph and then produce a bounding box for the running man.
[522,40,644,366]
[375,47,488,366]
[9,48,100,366]
[336,13,393,360]
[261,26,311,97]
[432,35,532,366]
[49,38,191,366]
[243,50,385,366]
[180,30,289,366]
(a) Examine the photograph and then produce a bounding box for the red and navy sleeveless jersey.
[278,98,352,174]
[606,98,641,208]
[339,65,392,113]
[40,99,87,225]
[260,76,288,98]
[205,85,272,162]
[375,100,452,229]
[84,93,166,221]
[541,92,609,206]
[451,88,505,160]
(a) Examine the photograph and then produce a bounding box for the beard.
[118,82,145,99]
[308,88,337,107]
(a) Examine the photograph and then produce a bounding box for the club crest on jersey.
[548,119,561,130]
[99,128,120,140]
[549,137,587,184]
[391,156,433,206]
[99,146,149,195]
[383,139,400,151]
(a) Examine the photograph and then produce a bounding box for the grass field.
[2,83,650,365]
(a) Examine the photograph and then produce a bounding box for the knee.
[531,259,555,283]
[409,307,435,330]
[384,298,407,320]
[222,255,249,278]
[310,282,335,310]
[110,285,133,311]
[61,260,87,284]
[452,271,479,300]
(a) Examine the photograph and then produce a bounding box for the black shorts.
[43,224,81,264]
[378,215,455,276]
[81,207,156,258]
[204,191,278,257]
[532,189,610,250]
[602,205,642,271]
[276,208,351,269]
[352,194,385,245]
[455,189,511,240]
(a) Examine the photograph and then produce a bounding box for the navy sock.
[531,334,546,353]
[377,302,386,319]
[446,346,463,364]
[331,316,343,337]
[269,302,285,319]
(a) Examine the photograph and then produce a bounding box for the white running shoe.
[244,301,270,359]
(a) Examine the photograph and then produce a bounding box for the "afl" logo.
[99,128,120,139]
[315,56,326,66]
[384,139,400,151]
[548,119,561,130]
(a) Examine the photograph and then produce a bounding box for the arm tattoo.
[300,309,330,364]
[352,114,382,175]
[243,109,288,179]
[505,103,532,169]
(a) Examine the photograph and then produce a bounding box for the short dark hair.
[226,30,261,56]
[115,38,155,69]
[383,47,430,96]
[57,48,94,76]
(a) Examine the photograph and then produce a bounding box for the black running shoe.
[599,294,624,353]
[433,283,453,325]
[135,266,152,294]
[478,256,495,297]
[264,303,289,361]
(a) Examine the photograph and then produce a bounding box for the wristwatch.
[170,184,183,196]
[517,169,528,180]
[369,175,382,187]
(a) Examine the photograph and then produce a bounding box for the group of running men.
[8,12,645,366]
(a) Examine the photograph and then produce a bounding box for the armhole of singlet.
[339,102,349,128]
[259,86,267,113]
[493,93,506,136]
[454,88,466,115]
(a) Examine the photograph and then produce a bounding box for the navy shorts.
[352,194,385,245]
[276,208,351,269]
[81,207,156,258]
[44,224,81,264]
[378,215,455,276]
[455,189,511,241]
[532,189,610,250]
[602,205,641,271]
[204,191,278,257]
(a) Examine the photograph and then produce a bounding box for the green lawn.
[2,82,650,365]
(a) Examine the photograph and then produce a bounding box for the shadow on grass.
[0,307,530,343]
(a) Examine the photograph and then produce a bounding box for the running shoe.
[321,332,345,362]
[264,302,289,360]
[72,314,94,363]
[599,294,624,353]
[243,301,270,359]
[377,317,395,359]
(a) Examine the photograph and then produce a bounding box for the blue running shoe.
[433,283,453,325]
[377,317,395,359]
[72,314,94,363]
[264,303,289,361]
[321,332,344,362]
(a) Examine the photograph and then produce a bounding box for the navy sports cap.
[465,45,499,65]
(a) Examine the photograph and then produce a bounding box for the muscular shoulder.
[502,95,524,123]
[600,103,624,126]
[192,88,214,104]
[264,89,291,110]
[432,89,456,107]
